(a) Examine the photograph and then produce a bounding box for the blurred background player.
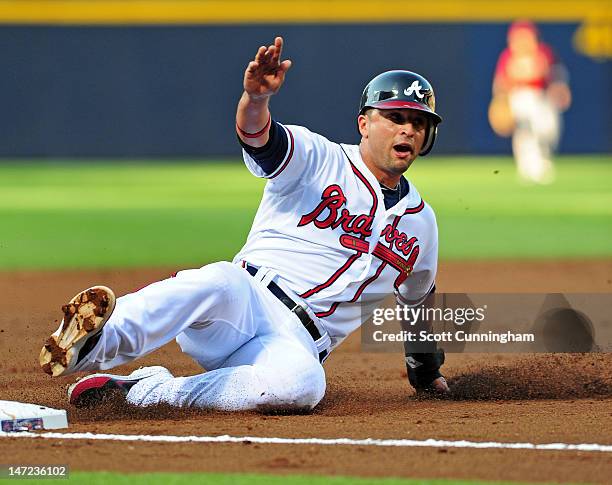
[490,20,572,184]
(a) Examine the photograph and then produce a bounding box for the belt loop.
[259,269,275,288]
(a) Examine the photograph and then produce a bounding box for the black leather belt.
[245,264,328,363]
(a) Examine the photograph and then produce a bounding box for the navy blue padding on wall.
[0,25,608,157]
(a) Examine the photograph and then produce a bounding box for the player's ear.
[357,114,369,138]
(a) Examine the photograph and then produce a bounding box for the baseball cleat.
[67,366,168,407]
[39,286,116,377]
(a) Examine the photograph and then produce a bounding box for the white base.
[0,400,68,432]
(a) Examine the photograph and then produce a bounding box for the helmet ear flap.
[419,121,438,156]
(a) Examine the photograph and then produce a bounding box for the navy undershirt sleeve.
[238,120,289,175]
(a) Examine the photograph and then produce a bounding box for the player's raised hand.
[243,37,292,99]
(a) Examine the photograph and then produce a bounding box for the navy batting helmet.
[359,70,442,155]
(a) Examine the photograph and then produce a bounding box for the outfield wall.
[0,19,609,157]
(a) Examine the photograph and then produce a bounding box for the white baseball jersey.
[234,123,438,350]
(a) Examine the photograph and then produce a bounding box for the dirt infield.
[1,261,611,483]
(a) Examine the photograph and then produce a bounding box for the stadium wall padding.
[0,24,609,157]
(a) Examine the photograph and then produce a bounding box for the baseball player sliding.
[40,37,449,411]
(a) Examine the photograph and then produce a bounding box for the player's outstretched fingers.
[254,45,267,63]
[274,36,284,55]
[246,60,258,73]
[279,59,292,73]
[266,44,277,64]
[261,48,273,70]
[277,37,291,72]
[269,45,279,66]
[243,37,291,96]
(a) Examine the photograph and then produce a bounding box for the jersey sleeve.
[394,209,438,307]
[242,123,337,190]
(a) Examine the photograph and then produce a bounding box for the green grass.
[0,162,265,270]
[0,156,610,270]
[2,471,557,485]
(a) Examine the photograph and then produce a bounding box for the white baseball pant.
[509,88,561,184]
[73,261,327,411]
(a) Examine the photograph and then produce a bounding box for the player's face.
[358,108,428,180]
